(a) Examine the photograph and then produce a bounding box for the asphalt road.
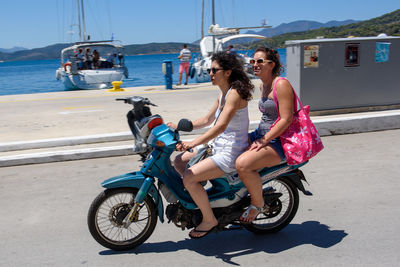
[1,129,400,267]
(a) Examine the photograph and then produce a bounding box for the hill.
[1,9,399,62]
[0,43,71,61]
[0,46,28,53]
[251,9,400,48]
[0,42,199,62]
[124,42,199,55]
[193,19,358,45]
[246,19,358,37]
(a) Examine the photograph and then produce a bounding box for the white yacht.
[191,26,266,83]
[56,41,128,90]
[55,0,128,90]
[190,0,268,83]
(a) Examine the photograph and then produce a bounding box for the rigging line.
[240,0,249,28]
[92,0,110,40]
[203,0,209,31]
[216,0,224,26]
[71,0,78,43]
[56,0,61,43]
[64,0,68,43]
[106,0,113,40]
[231,0,236,26]
[77,0,82,41]
[194,0,199,41]
[86,0,103,40]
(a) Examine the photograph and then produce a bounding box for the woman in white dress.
[167,52,254,238]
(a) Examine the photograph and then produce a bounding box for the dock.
[1,81,400,167]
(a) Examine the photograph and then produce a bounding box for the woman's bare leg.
[183,158,224,237]
[173,149,197,176]
[235,145,281,222]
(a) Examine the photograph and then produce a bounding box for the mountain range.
[252,9,400,48]
[0,46,27,53]
[246,19,358,37]
[0,18,354,62]
[1,9,399,62]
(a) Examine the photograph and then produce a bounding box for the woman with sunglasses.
[167,51,254,238]
[235,47,295,223]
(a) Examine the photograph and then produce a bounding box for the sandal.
[239,204,266,223]
[189,225,217,239]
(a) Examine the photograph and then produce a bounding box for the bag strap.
[214,87,231,124]
[272,77,303,115]
[205,87,230,146]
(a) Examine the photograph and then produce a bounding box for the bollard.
[108,81,124,92]
[162,60,173,89]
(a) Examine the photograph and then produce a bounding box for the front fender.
[101,171,164,223]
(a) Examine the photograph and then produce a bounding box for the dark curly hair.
[255,47,283,76]
[211,52,254,101]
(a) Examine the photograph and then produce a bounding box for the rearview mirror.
[176,119,193,132]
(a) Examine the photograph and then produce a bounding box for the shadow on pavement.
[99,221,347,265]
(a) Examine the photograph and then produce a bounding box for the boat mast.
[212,0,215,53]
[201,0,204,39]
[77,0,82,41]
[80,0,88,41]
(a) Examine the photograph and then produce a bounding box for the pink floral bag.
[271,78,324,165]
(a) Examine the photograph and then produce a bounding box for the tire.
[243,177,299,234]
[87,187,158,251]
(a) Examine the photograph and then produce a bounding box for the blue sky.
[0,0,399,49]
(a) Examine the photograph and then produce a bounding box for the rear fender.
[101,172,164,222]
[284,170,313,196]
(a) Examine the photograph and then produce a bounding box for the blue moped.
[87,96,311,251]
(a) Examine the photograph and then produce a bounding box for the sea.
[0,49,286,96]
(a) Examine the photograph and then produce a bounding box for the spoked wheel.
[87,188,157,251]
[243,177,299,234]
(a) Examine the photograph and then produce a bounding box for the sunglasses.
[207,67,224,74]
[249,58,273,65]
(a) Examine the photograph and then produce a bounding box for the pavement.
[1,129,400,266]
[1,80,400,167]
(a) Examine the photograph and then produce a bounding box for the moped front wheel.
[87,187,157,251]
[243,177,299,234]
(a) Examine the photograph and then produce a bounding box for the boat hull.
[192,58,211,83]
[192,54,255,83]
[56,68,126,90]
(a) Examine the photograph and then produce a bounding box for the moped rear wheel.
[243,177,299,234]
[88,188,157,251]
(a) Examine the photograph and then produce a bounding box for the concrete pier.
[1,81,399,166]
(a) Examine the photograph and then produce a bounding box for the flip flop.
[188,225,217,239]
[239,204,266,224]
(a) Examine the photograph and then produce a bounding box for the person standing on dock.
[177,44,192,85]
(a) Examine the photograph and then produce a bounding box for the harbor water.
[0,49,286,96]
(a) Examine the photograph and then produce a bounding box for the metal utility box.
[285,36,400,112]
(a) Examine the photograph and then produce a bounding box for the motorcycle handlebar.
[116,98,129,103]
[176,141,193,152]
[115,97,157,106]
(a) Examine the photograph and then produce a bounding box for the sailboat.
[56,0,128,90]
[191,0,269,83]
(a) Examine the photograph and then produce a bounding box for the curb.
[0,126,226,153]
[314,111,400,135]
[0,145,134,167]
[0,132,133,153]
[1,111,400,167]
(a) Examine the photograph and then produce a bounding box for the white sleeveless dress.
[209,88,249,173]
